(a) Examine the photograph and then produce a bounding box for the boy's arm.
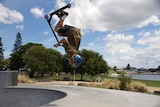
[54,38,67,47]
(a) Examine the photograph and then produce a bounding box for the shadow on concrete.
[0,88,67,107]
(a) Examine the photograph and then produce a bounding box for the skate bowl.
[0,87,67,107]
[0,71,66,107]
[0,71,160,107]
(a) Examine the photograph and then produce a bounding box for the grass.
[133,79,160,87]
[37,73,160,87]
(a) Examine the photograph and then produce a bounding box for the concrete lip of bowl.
[0,86,67,107]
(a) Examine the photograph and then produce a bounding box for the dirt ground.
[34,81,160,94]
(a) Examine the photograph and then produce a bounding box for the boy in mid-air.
[54,11,81,67]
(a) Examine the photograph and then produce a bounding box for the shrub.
[118,73,132,90]
[77,78,150,93]
[129,81,149,93]
[102,79,120,89]
[68,82,75,86]
[117,71,126,74]
[18,74,35,83]
[78,79,120,89]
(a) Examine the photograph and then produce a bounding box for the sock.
[61,15,67,20]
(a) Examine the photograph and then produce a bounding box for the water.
[130,74,160,81]
[110,74,160,81]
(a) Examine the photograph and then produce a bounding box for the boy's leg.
[55,20,64,32]
[69,28,81,50]
[54,11,68,32]
[62,40,77,67]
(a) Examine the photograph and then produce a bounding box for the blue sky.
[0,0,160,68]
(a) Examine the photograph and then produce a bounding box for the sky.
[0,0,160,69]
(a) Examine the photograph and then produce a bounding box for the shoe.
[55,10,68,18]
[61,11,69,16]
[55,11,62,18]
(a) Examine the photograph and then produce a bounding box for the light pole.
[73,69,75,81]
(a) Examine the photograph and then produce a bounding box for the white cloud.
[3,50,11,59]
[30,6,44,19]
[88,43,93,46]
[40,37,55,48]
[103,29,160,68]
[55,0,160,31]
[104,33,134,55]
[16,25,24,30]
[137,29,160,47]
[137,15,160,28]
[43,31,49,35]
[0,3,24,24]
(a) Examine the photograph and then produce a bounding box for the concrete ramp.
[0,88,67,107]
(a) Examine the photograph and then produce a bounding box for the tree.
[113,66,117,72]
[76,49,108,80]
[0,37,4,70]
[10,42,63,77]
[10,43,41,70]
[3,58,10,70]
[0,37,4,59]
[10,51,25,70]
[126,63,131,70]
[157,66,160,71]
[0,58,3,70]
[22,44,63,77]
[13,32,22,52]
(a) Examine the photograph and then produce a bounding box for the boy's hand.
[54,43,59,47]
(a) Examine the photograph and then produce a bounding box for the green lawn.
[134,79,160,87]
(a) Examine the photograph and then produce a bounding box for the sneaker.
[55,10,68,18]
[55,11,62,18]
[61,10,69,16]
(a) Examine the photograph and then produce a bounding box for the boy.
[54,11,81,67]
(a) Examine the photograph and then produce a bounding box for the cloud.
[3,50,11,59]
[30,6,44,19]
[16,24,24,30]
[88,43,93,46]
[40,37,55,47]
[103,29,160,68]
[56,0,160,31]
[104,33,134,55]
[0,3,24,24]
[137,29,160,47]
[137,15,160,28]
[43,31,49,35]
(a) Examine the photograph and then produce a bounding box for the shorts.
[63,42,77,56]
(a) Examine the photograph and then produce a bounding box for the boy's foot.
[61,11,69,16]
[55,11,62,18]
[55,11,68,18]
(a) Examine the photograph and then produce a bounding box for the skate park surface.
[0,84,160,107]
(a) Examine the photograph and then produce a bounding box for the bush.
[126,81,149,93]
[68,82,75,86]
[77,78,150,93]
[102,79,120,89]
[18,74,35,83]
[118,73,132,90]
[117,71,126,74]
[78,79,120,89]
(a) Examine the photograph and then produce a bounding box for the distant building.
[148,68,158,72]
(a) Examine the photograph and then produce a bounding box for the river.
[110,74,160,81]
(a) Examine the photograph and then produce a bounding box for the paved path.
[1,84,160,107]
